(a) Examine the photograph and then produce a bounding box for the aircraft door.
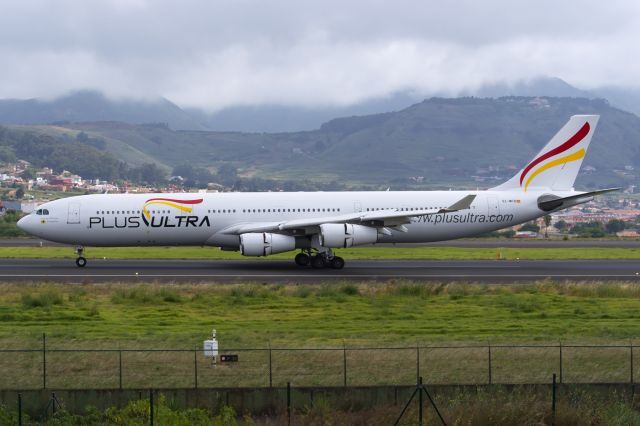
[354,201,362,212]
[67,203,80,224]
[487,196,500,215]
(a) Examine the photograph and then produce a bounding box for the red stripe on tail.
[519,122,590,185]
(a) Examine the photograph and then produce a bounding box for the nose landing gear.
[75,245,87,267]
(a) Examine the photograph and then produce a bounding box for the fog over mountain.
[1,77,639,132]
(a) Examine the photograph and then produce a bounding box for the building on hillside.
[616,230,640,238]
[2,200,40,213]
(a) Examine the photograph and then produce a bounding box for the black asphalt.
[0,258,638,283]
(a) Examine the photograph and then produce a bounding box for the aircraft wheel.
[75,257,87,268]
[310,255,326,269]
[295,253,310,266]
[329,256,345,270]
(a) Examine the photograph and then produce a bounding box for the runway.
[0,258,639,283]
[3,238,640,248]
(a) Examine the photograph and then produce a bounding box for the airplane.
[17,114,617,269]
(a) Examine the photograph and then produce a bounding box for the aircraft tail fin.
[492,115,599,192]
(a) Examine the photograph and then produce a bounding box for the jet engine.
[319,223,378,248]
[239,233,296,256]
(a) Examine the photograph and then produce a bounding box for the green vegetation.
[0,396,227,426]
[2,389,640,425]
[2,281,640,389]
[0,210,26,237]
[2,281,640,347]
[1,245,640,260]
[0,126,166,184]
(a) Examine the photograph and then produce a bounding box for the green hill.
[8,97,640,189]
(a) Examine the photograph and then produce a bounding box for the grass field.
[3,281,640,347]
[1,281,640,388]
[2,245,640,260]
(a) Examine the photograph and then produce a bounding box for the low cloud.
[0,0,638,109]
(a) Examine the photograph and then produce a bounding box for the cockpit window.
[35,209,50,216]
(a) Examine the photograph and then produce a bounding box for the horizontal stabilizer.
[538,188,620,212]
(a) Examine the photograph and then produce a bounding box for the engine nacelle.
[319,224,378,248]
[239,233,296,256]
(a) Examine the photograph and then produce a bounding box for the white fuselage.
[17,189,559,248]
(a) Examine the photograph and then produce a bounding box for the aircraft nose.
[17,215,31,232]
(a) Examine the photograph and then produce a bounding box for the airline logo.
[142,197,203,221]
[89,197,210,229]
[140,197,207,227]
[519,122,590,191]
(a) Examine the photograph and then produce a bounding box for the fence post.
[194,346,198,389]
[488,343,492,385]
[418,376,423,426]
[552,373,557,424]
[416,345,420,383]
[119,350,123,390]
[559,342,563,384]
[149,389,154,426]
[17,393,22,426]
[287,381,291,426]
[343,343,347,387]
[42,333,46,390]
[269,342,273,388]
[631,341,634,385]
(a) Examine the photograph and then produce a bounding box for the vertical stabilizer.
[492,115,599,192]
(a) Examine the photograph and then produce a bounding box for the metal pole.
[416,346,420,383]
[418,376,423,426]
[552,373,556,425]
[559,342,563,384]
[17,393,22,426]
[287,382,291,426]
[149,389,154,426]
[119,350,123,390]
[51,392,56,415]
[42,333,46,390]
[194,347,198,389]
[343,343,347,387]
[269,343,273,388]
[488,343,492,385]
[631,342,634,384]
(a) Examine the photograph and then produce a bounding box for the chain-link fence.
[0,338,636,389]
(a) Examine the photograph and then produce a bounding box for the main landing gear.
[75,245,87,268]
[294,249,345,269]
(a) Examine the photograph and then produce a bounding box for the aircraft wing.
[221,194,476,235]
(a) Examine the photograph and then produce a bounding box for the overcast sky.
[1,0,638,110]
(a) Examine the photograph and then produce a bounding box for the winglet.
[439,194,476,213]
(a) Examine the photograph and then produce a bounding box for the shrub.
[21,290,64,308]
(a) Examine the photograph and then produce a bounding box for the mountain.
[0,77,636,135]
[192,77,599,133]
[187,91,423,133]
[17,96,640,190]
[473,77,594,98]
[591,87,640,118]
[0,90,208,131]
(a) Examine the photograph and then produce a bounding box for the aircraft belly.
[59,224,211,247]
